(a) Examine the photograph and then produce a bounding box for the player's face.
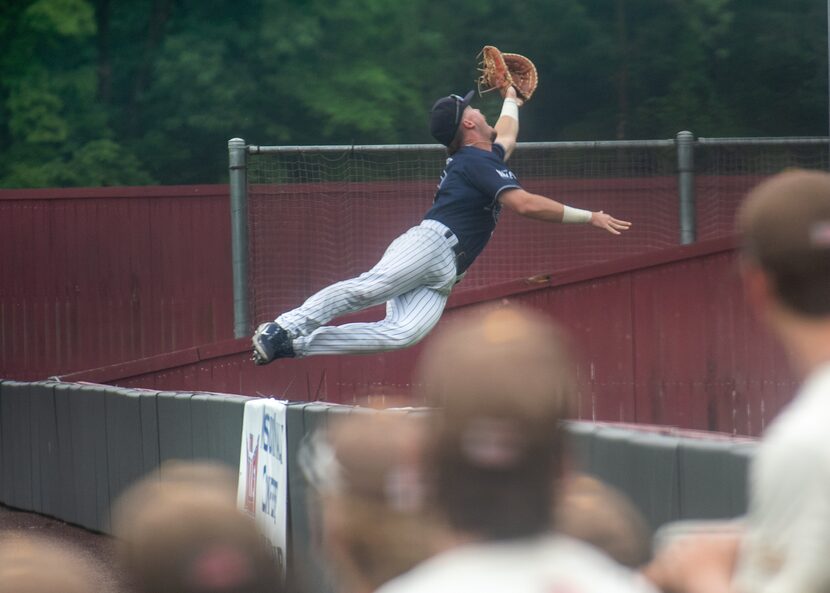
[463,107,496,141]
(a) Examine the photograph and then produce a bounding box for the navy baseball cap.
[429,90,475,146]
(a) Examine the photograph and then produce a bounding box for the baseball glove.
[477,45,538,102]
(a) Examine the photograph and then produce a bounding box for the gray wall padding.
[0,383,757,589]
[566,421,757,530]
[30,382,60,517]
[77,384,111,532]
[157,391,195,463]
[677,439,753,520]
[585,425,642,491]
[0,380,7,505]
[53,382,78,524]
[285,402,315,593]
[0,381,252,535]
[623,433,682,530]
[0,381,33,511]
[190,393,248,469]
[290,402,344,593]
[137,389,161,477]
[572,425,683,531]
[724,443,755,515]
[564,420,596,468]
[105,386,147,520]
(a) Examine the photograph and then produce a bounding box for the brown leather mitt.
[477,45,538,102]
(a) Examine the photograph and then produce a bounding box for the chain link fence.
[228,135,830,335]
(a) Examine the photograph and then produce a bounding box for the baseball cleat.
[252,322,295,365]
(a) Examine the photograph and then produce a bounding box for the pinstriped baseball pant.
[276,220,459,357]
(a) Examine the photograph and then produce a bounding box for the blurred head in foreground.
[739,169,830,375]
[739,168,830,318]
[731,168,830,593]
[414,304,576,541]
[301,410,447,593]
[0,532,104,593]
[113,460,282,593]
[555,474,652,568]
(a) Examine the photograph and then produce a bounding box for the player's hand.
[590,211,631,235]
[504,85,524,107]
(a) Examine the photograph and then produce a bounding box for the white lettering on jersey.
[496,169,517,180]
[436,157,453,191]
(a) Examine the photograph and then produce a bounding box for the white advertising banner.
[237,398,288,577]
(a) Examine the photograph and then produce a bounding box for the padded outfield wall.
[0,379,756,593]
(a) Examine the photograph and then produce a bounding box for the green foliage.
[66,139,154,186]
[0,139,151,188]
[0,0,153,187]
[6,80,68,144]
[0,0,826,187]
[23,0,95,37]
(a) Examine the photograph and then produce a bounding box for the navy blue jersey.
[423,143,521,274]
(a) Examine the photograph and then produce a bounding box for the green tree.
[717,0,827,136]
[0,0,153,187]
[0,0,826,186]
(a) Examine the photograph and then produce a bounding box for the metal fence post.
[228,138,250,338]
[676,131,696,244]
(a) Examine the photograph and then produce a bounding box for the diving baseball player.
[252,86,631,364]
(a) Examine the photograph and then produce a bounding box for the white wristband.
[500,98,519,121]
[562,205,592,224]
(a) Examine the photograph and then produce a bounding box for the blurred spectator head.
[414,304,577,541]
[301,410,446,593]
[0,532,103,593]
[555,473,652,568]
[113,460,282,593]
[739,168,830,319]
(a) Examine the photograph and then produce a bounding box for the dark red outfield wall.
[0,186,234,380]
[61,237,795,438]
[1,176,753,381]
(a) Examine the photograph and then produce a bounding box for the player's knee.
[340,285,374,308]
[386,323,429,350]
[343,277,394,306]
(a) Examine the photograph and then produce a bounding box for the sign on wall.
[236,398,288,577]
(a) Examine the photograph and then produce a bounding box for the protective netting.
[248,147,444,325]
[246,139,829,324]
[695,140,830,241]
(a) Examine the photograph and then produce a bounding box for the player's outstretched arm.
[499,188,632,235]
[494,87,523,160]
